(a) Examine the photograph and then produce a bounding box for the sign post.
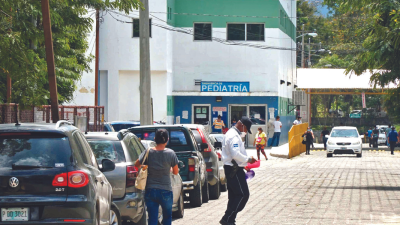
[362,92,366,108]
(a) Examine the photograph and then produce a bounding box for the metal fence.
[0,104,104,132]
[288,123,308,159]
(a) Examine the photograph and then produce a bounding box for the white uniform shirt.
[274,121,282,132]
[222,127,251,167]
[293,120,302,125]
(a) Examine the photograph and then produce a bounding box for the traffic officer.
[220,116,257,225]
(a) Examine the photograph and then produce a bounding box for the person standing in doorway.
[386,124,392,147]
[388,127,398,155]
[320,127,330,150]
[253,127,268,161]
[293,116,302,125]
[220,116,257,225]
[302,127,314,155]
[367,127,373,147]
[213,115,225,133]
[270,116,282,147]
[231,119,237,127]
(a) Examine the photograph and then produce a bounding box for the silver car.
[209,133,227,192]
[141,140,185,218]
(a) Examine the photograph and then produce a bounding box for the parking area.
[174,150,400,224]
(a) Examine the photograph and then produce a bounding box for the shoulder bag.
[135,148,150,190]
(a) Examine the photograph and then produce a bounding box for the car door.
[75,132,110,225]
[188,130,206,184]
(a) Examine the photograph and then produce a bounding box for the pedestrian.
[372,126,379,148]
[135,129,179,225]
[293,116,302,125]
[267,117,275,147]
[220,116,257,225]
[309,127,315,148]
[320,127,330,150]
[213,115,225,133]
[388,126,398,155]
[385,124,392,147]
[302,127,314,155]
[253,127,268,161]
[367,127,373,147]
[231,119,237,127]
[270,116,282,147]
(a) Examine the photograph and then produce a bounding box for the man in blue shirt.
[367,127,373,147]
[388,127,398,155]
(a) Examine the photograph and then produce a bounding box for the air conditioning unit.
[292,91,306,106]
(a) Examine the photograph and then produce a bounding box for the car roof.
[332,126,358,130]
[129,125,186,129]
[85,132,121,141]
[110,121,140,125]
[176,124,204,129]
[0,123,77,135]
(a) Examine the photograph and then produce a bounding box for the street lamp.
[297,25,318,68]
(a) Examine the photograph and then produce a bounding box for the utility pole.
[41,0,60,122]
[301,24,305,68]
[139,0,152,125]
[95,9,100,106]
[308,38,311,68]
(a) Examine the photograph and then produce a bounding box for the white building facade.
[74,0,297,144]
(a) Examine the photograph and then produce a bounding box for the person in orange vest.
[213,115,225,133]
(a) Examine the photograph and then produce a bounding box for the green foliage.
[0,0,140,107]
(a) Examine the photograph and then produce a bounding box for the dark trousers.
[306,142,311,155]
[323,137,328,150]
[369,138,372,147]
[373,137,378,147]
[390,141,397,154]
[145,188,173,225]
[222,165,250,223]
[270,132,281,146]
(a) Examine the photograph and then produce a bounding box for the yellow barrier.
[288,123,308,158]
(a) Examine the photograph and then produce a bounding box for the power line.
[107,10,296,51]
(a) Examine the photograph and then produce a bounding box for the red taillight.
[68,171,89,188]
[197,128,211,152]
[206,168,213,172]
[52,171,89,188]
[126,166,138,188]
[64,219,85,222]
[188,158,195,172]
[52,173,67,186]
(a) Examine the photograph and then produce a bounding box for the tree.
[325,0,400,121]
[0,0,141,107]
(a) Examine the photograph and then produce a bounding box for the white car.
[378,128,387,145]
[326,126,364,158]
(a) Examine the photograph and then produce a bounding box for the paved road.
[173,150,400,224]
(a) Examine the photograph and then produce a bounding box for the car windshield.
[0,136,71,168]
[351,111,361,114]
[330,129,359,138]
[88,140,125,164]
[211,135,224,142]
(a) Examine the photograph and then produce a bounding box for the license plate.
[1,207,29,221]
[340,147,347,150]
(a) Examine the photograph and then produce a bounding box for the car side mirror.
[101,159,115,172]
[214,141,222,148]
[178,161,185,169]
[325,135,330,138]
[200,143,208,152]
[360,135,364,138]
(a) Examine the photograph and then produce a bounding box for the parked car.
[349,110,362,118]
[129,125,208,207]
[325,126,364,157]
[104,122,116,132]
[85,130,147,225]
[378,128,387,145]
[329,109,344,117]
[209,133,227,192]
[179,124,222,200]
[141,140,185,218]
[0,121,116,224]
[111,121,141,132]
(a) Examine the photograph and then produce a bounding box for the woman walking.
[253,127,268,160]
[135,129,179,225]
[302,127,314,155]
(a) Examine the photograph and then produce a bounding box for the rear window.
[169,131,188,145]
[112,124,139,132]
[0,136,72,168]
[88,140,126,164]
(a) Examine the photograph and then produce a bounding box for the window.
[247,24,264,41]
[128,137,143,161]
[88,140,126,164]
[169,131,188,145]
[194,23,212,41]
[133,19,152,38]
[227,23,264,41]
[167,7,172,20]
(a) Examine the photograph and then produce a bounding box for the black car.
[129,125,208,207]
[0,121,116,225]
[85,130,147,225]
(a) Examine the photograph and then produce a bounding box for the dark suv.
[129,125,208,207]
[85,130,146,225]
[0,122,116,225]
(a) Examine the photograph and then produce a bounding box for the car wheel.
[202,174,209,203]
[189,175,202,207]
[95,210,100,225]
[131,209,147,225]
[327,153,333,158]
[172,190,184,218]
[357,153,362,158]
[220,181,227,192]
[209,179,220,200]
[110,207,121,225]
